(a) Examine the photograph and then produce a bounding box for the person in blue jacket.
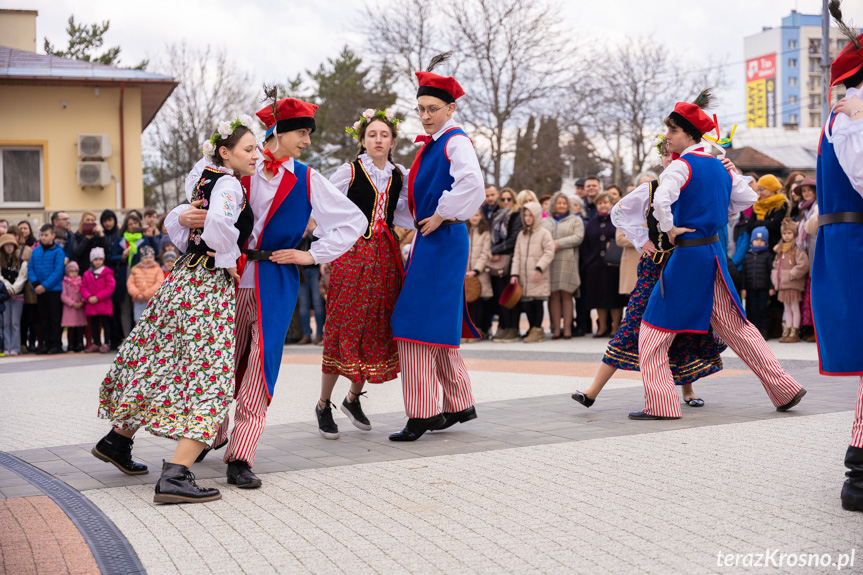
[28,224,66,354]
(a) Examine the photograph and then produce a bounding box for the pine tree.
[533,116,563,196]
[44,16,147,70]
[506,116,537,192]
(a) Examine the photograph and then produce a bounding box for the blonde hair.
[517,189,538,206]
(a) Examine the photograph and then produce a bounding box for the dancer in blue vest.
[389,53,485,441]
[811,2,863,512]
[633,91,806,420]
[167,93,365,487]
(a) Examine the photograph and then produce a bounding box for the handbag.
[484,254,512,277]
[604,241,623,266]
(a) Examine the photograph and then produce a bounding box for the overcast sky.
[7,0,863,132]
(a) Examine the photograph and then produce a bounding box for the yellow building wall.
[0,84,144,214]
[0,10,37,52]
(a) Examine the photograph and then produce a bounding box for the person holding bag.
[488,187,521,342]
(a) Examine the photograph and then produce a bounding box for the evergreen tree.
[506,116,537,192]
[533,116,563,196]
[564,126,605,182]
[44,16,148,70]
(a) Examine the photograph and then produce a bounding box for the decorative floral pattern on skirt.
[98,255,235,444]
[602,255,727,385]
[323,230,402,384]
[800,277,813,327]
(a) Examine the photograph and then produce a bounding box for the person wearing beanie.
[160,249,178,274]
[82,247,115,353]
[0,233,28,355]
[810,2,863,513]
[632,90,805,421]
[126,245,164,325]
[741,226,774,339]
[747,174,788,252]
[60,261,87,352]
[165,92,366,490]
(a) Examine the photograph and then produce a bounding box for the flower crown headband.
[654,134,667,157]
[344,108,401,146]
[202,114,255,158]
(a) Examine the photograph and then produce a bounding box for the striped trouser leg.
[708,272,801,407]
[638,324,681,417]
[397,340,441,419]
[212,289,256,448]
[223,289,269,467]
[435,347,474,413]
[852,377,863,449]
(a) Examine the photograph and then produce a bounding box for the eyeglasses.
[413,105,447,116]
[500,197,514,203]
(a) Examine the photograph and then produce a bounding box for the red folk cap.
[415,71,465,104]
[256,98,319,138]
[830,34,863,90]
[670,101,716,138]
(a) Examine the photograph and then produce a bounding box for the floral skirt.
[800,277,813,327]
[602,255,726,385]
[98,255,235,444]
[322,230,402,384]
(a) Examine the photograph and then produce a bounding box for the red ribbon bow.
[414,134,433,145]
[262,148,288,174]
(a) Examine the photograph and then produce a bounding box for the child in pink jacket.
[81,247,116,353]
[61,261,87,352]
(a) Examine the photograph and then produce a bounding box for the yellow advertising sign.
[747,79,766,128]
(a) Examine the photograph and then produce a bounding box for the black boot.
[841,446,863,512]
[153,460,221,504]
[389,414,446,442]
[435,406,478,431]
[91,429,148,475]
[226,460,262,489]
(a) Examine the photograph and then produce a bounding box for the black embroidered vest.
[186,166,254,269]
[645,179,674,265]
[347,159,403,239]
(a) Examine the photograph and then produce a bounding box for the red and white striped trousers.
[213,288,269,467]
[397,340,475,418]
[638,271,803,418]
[853,377,863,449]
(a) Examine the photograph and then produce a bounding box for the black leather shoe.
[571,391,595,408]
[154,460,221,503]
[683,397,705,407]
[435,406,477,431]
[226,460,262,489]
[341,392,372,431]
[195,438,228,463]
[628,411,680,420]
[389,415,446,442]
[842,446,863,512]
[91,429,148,475]
[316,400,340,440]
[776,388,806,412]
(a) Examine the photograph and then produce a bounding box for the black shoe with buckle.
[776,388,806,412]
[154,460,221,503]
[226,460,262,489]
[434,406,477,431]
[195,438,228,463]
[389,414,446,442]
[341,391,371,431]
[571,391,595,408]
[316,399,340,440]
[91,428,148,475]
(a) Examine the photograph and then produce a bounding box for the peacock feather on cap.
[693,89,714,110]
[828,0,862,50]
[426,51,453,73]
[262,83,280,121]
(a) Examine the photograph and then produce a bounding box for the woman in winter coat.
[772,218,810,343]
[510,202,555,343]
[794,177,818,342]
[580,192,628,337]
[541,192,584,339]
[0,233,28,354]
[489,188,522,342]
[616,228,639,296]
[747,174,788,253]
[466,210,493,340]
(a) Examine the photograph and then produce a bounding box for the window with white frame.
[0,146,43,206]
[789,95,798,105]
[789,40,798,49]
[789,76,798,87]
[789,58,798,68]
[789,114,798,124]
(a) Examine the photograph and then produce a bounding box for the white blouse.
[610,181,651,252]
[653,144,757,233]
[329,153,410,226]
[826,86,863,197]
[427,118,486,222]
[167,157,244,269]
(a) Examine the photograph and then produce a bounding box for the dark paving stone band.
[0,451,146,575]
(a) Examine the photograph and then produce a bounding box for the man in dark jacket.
[741,226,774,339]
[28,224,66,354]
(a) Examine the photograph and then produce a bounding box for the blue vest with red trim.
[642,153,745,333]
[811,112,863,375]
[242,162,312,399]
[391,128,480,347]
